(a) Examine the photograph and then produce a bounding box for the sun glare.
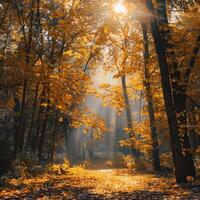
[113,1,127,14]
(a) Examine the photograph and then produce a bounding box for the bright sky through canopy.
[113,0,127,14]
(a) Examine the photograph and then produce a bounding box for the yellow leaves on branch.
[48,63,90,113]
[99,83,111,89]
[123,127,132,134]
[64,50,82,59]
[69,108,108,138]
[41,103,48,107]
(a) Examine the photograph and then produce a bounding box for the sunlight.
[113,0,127,14]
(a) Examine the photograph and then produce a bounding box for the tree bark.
[14,0,36,154]
[37,101,49,160]
[14,79,28,154]
[31,86,47,152]
[142,22,161,171]
[138,90,142,122]
[187,98,200,149]
[37,86,50,159]
[121,75,138,155]
[146,0,188,183]
[13,94,21,155]
[121,75,132,132]
[26,82,39,147]
[50,111,59,162]
[156,0,195,177]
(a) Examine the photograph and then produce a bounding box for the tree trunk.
[121,75,138,155]
[31,86,46,152]
[142,22,161,171]
[13,94,21,155]
[87,129,94,159]
[156,0,195,177]
[146,0,187,183]
[37,106,49,160]
[14,0,35,154]
[50,111,58,162]
[187,98,200,149]
[63,118,74,162]
[121,75,132,131]
[14,79,28,154]
[138,90,142,122]
[26,82,39,147]
[37,88,50,160]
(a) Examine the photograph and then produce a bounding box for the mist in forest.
[63,66,143,165]
[2,2,200,198]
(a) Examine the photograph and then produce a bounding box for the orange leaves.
[47,61,90,113]
[64,50,82,59]
[123,127,132,133]
[2,166,198,199]
[70,107,108,138]
[97,85,125,112]
[99,83,111,89]
[40,103,48,107]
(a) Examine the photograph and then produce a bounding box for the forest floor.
[1,166,200,200]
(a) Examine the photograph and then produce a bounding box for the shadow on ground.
[4,185,170,200]
[2,169,200,200]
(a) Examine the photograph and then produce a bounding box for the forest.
[0,0,200,199]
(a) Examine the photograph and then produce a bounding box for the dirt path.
[1,168,200,199]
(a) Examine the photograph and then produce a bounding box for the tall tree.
[142,22,161,171]
[156,0,195,177]
[146,0,188,183]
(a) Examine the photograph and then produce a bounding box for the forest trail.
[1,167,200,200]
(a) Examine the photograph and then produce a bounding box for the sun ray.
[113,0,127,14]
